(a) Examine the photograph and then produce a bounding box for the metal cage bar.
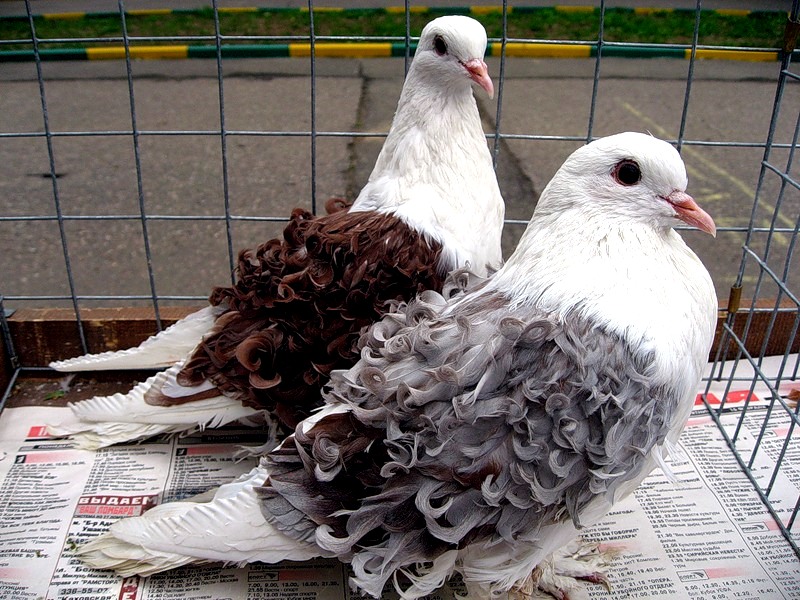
[117,0,162,330]
[211,0,237,283]
[1,0,799,568]
[705,0,800,559]
[21,0,89,352]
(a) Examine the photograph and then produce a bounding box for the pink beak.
[462,58,494,99]
[664,190,716,237]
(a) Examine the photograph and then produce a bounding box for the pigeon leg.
[511,539,618,600]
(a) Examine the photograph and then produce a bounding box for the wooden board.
[1,303,798,394]
[0,307,198,392]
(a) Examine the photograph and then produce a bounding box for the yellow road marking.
[690,49,777,62]
[86,45,188,60]
[288,42,392,58]
[499,43,591,58]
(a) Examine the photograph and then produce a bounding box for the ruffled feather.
[175,209,446,429]
[258,284,676,598]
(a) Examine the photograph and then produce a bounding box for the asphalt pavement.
[1,10,799,309]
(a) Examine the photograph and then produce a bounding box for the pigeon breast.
[259,284,676,596]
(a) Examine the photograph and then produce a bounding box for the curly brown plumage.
[171,208,445,428]
[46,14,505,451]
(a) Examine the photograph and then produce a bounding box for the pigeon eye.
[433,35,448,56]
[613,160,641,186]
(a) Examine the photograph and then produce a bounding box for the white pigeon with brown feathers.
[46,15,505,449]
[75,132,717,599]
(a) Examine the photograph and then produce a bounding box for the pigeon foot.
[510,539,617,600]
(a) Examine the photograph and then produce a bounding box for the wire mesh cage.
[704,5,800,560]
[0,0,799,595]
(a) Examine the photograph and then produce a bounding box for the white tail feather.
[46,363,262,449]
[49,306,219,372]
[77,465,324,576]
[49,422,190,451]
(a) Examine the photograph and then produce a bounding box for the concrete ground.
[0,54,798,310]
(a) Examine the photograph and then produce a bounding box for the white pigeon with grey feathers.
[46,15,505,449]
[76,132,717,598]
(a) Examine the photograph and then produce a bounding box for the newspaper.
[0,363,797,600]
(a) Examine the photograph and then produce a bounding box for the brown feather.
[172,209,445,429]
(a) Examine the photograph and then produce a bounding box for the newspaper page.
[0,364,797,600]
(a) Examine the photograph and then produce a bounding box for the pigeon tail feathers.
[49,306,220,372]
[46,362,262,449]
[76,464,326,577]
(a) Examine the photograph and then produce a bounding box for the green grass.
[0,7,787,51]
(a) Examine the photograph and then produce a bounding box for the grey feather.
[260,285,675,594]
[74,132,717,600]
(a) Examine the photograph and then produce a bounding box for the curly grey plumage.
[71,132,716,600]
[259,281,675,597]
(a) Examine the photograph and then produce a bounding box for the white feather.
[49,306,219,371]
[351,15,504,277]
[482,132,717,412]
[46,362,261,449]
[77,465,325,577]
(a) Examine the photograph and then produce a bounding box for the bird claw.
[578,570,611,591]
[58,373,77,392]
[510,539,617,600]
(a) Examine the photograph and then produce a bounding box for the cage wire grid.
[0,0,799,564]
[704,3,800,559]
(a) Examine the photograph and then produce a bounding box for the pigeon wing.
[259,287,677,597]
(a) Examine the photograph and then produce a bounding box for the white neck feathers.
[487,209,717,393]
[351,65,505,276]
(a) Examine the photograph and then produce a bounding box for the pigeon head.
[541,132,716,237]
[413,15,494,98]
[350,15,505,277]
[488,132,717,336]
